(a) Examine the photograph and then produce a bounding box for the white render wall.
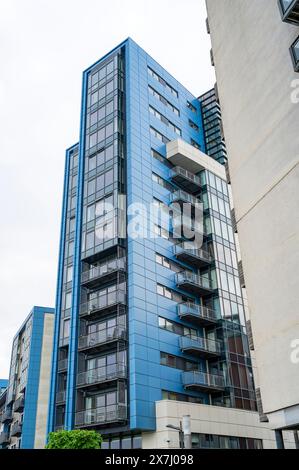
[34,313,54,449]
[206,0,299,428]
[142,401,295,449]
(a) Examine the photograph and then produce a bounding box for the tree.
[46,430,102,449]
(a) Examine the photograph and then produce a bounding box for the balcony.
[0,432,9,445]
[182,371,225,393]
[278,0,299,24]
[174,242,213,267]
[290,36,299,72]
[170,166,202,194]
[1,408,13,424]
[80,289,126,318]
[170,189,200,206]
[10,421,22,437]
[180,336,221,359]
[77,364,127,389]
[13,394,25,413]
[56,390,66,404]
[75,404,127,428]
[178,302,219,326]
[81,257,126,289]
[175,272,215,297]
[78,325,127,352]
[58,358,68,372]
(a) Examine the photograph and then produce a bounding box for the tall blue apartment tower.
[47,38,274,449]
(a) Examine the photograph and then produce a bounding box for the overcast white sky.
[0,0,214,378]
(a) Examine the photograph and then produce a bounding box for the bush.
[46,430,102,449]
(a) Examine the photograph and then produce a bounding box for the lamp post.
[166,415,192,449]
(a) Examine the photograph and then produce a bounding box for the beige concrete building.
[0,306,54,449]
[206,0,299,446]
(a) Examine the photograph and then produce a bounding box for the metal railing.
[10,421,22,437]
[75,404,127,427]
[77,364,127,387]
[174,242,213,263]
[13,394,24,412]
[170,190,200,206]
[182,371,225,390]
[180,336,222,356]
[78,325,126,350]
[170,166,201,187]
[178,302,218,323]
[176,272,213,291]
[80,289,126,317]
[0,432,9,445]
[81,257,126,285]
[0,408,13,423]
[56,390,66,403]
[58,358,68,371]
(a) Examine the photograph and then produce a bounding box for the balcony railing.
[170,166,202,193]
[81,257,126,288]
[174,242,213,267]
[75,404,127,427]
[58,358,68,372]
[0,408,13,424]
[77,364,127,388]
[178,302,219,326]
[278,0,299,24]
[10,421,22,437]
[182,371,225,392]
[80,289,126,317]
[175,272,215,297]
[0,432,9,445]
[290,36,299,72]
[13,394,25,413]
[180,336,222,358]
[170,189,200,206]
[78,325,127,351]
[56,390,66,404]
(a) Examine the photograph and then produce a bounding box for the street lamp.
[166,415,192,449]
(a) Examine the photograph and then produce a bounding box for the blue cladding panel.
[125,39,206,431]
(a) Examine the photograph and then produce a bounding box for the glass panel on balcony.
[80,288,126,317]
[175,272,214,297]
[170,166,202,193]
[78,323,127,351]
[75,404,127,427]
[182,371,225,392]
[77,364,127,388]
[174,242,213,267]
[56,390,66,404]
[81,257,126,288]
[180,336,221,358]
[1,408,13,424]
[0,432,10,445]
[58,358,68,372]
[13,394,25,413]
[291,36,299,72]
[178,302,219,326]
[170,189,200,206]
[279,0,299,24]
[10,421,22,437]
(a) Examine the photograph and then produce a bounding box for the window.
[148,86,180,116]
[162,390,203,404]
[66,266,73,283]
[191,139,201,150]
[151,148,172,168]
[148,67,178,98]
[63,319,70,338]
[159,316,198,339]
[156,253,184,273]
[149,106,181,136]
[189,120,199,131]
[187,101,197,113]
[154,224,169,240]
[152,173,173,191]
[65,292,72,310]
[160,352,196,371]
[150,127,170,144]
[69,217,75,233]
[156,284,186,302]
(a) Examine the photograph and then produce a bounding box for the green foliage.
[46,429,102,449]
